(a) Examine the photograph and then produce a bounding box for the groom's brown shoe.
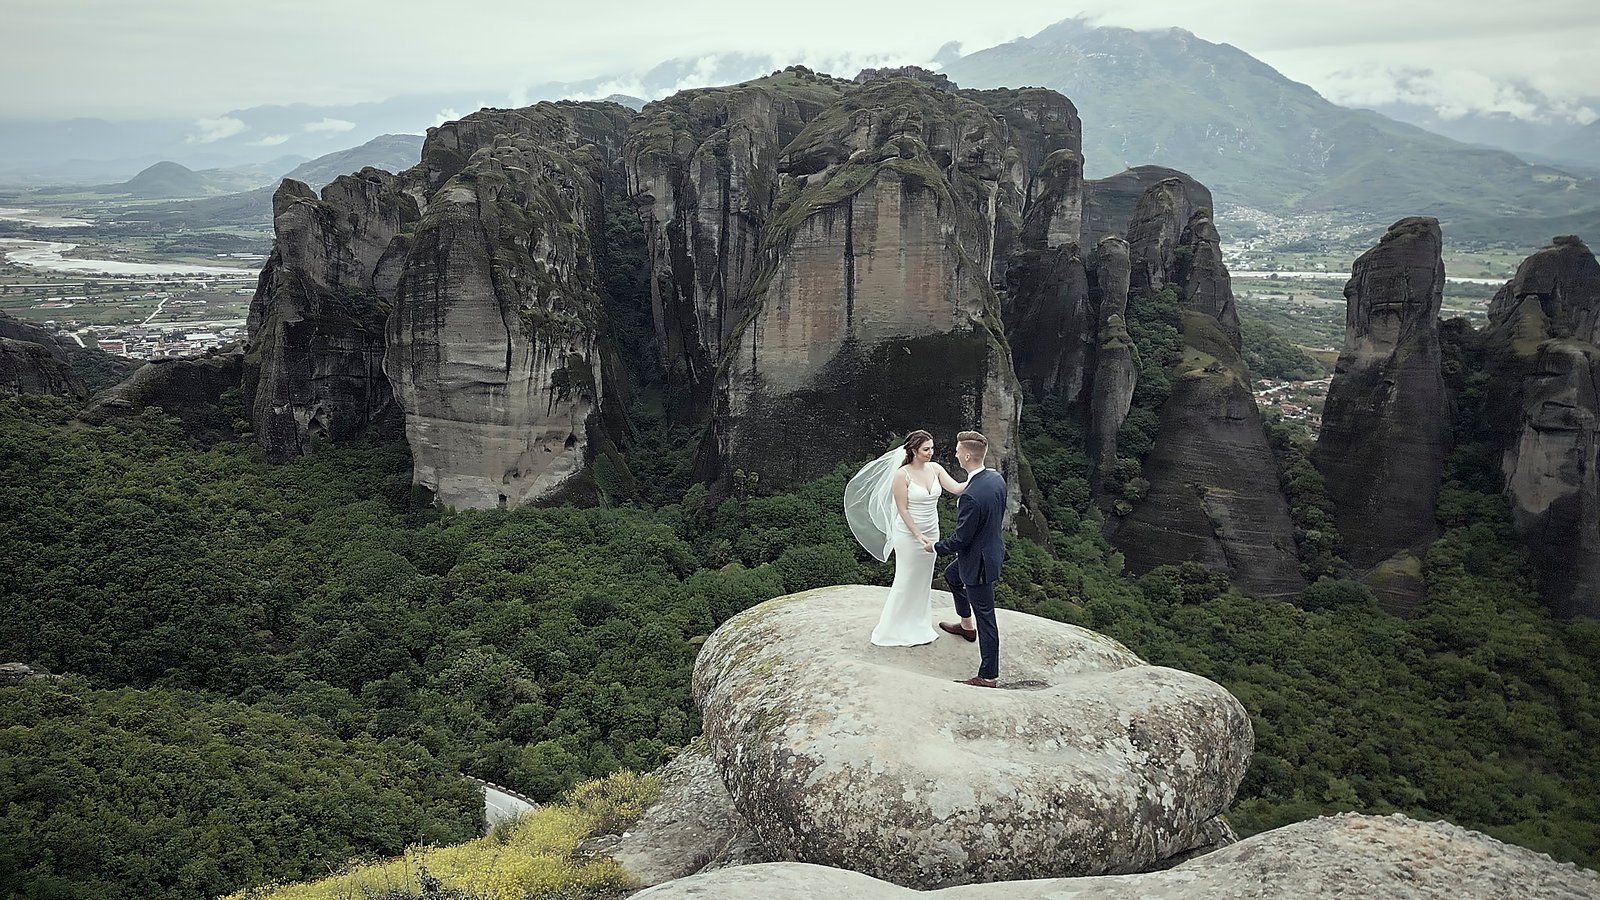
[957,676,998,688]
[940,621,977,642]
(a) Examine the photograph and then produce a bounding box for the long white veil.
[844,447,904,562]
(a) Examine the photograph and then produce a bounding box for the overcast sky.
[10,1,1600,122]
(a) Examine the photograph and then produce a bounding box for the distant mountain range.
[938,18,1600,243]
[4,19,1595,244]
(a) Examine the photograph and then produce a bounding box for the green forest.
[3,315,1599,898]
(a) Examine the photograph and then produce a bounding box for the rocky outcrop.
[1086,237,1135,464]
[693,586,1253,888]
[1314,218,1450,596]
[1003,245,1092,400]
[386,103,635,509]
[634,814,1600,900]
[624,72,843,420]
[0,311,87,399]
[1481,236,1600,618]
[1019,149,1085,252]
[1107,182,1303,598]
[245,172,416,461]
[1107,313,1306,598]
[81,351,244,437]
[1081,166,1212,248]
[0,337,85,399]
[581,741,774,888]
[1174,210,1240,345]
[1127,178,1205,298]
[630,73,1079,515]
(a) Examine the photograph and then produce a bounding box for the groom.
[931,430,1006,688]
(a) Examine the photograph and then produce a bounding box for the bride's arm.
[892,469,929,543]
[934,463,969,495]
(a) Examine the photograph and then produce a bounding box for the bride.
[845,430,969,646]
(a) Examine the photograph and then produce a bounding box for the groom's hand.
[920,536,935,554]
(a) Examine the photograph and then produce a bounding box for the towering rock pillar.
[1482,235,1600,619]
[1107,184,1304,598]
[245,171,418,460]
[1314,217,1450,600]
[1086,237,1135,467]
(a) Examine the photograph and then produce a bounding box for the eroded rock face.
[246,172,416,461]
[0,311,86,399]
[624,74,842,419]
[692,585,1253,889]
[386,109,632,509]
[0,337,84,399]
[634,813,1600,900]
[1314,217,1449,586]
[1106,182,1302,598]
[1107,313,1306,598]
[1004,245,1092,401]
[1081,166,1212,249]
[655,76,1076,514]
[1482,236,1600,618]
[81,352,244,437]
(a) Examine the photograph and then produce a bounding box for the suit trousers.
[945,561,999,680]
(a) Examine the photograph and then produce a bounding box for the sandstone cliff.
[385,103,636,509]
[245,172,416,461]
[625,70,1077,528]
[1314,217,1450,605]
[1481,235,1600,619]
[1106,185,1303,598]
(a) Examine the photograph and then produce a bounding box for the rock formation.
[633,813,1600,899]
[1003,245,1092,401]
[0,336,84,399]
[81,352,244,437]
[1086,237,1135,465]
[245,171,416,461]
[693,586,1253,888]
[1314,218,1450,599]
[1107,187,1304,598]
[1480,235,1600,618]
[386,104,634,509]
[0,311,87,399]
[245,101,637,508]
[1081,166,1212,249]
[626,71,1078,521]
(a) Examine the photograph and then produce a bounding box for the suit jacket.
[934,468,1007,585]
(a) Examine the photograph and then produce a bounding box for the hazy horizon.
[10,1,1600,128]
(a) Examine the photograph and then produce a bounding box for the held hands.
[919,535,936,554]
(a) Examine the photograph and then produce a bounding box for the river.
[0,238,257,277]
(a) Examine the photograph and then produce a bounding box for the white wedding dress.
[871,474,943,646]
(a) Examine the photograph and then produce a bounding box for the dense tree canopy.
[2,379,1598,898]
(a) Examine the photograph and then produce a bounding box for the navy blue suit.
[934,468,1006,679]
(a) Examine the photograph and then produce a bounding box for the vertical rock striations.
[1086,237,1135,466]
[624,74,843,420]
[1313,217,1450,604]
[1107,183,1304,598]
[245,171,418,461]
[385,104,636,509]
[1481,235,1600,618]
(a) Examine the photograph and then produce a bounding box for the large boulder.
[692,585,1253,889]
[633,813,1600,899]
[1313,217,1450,603]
